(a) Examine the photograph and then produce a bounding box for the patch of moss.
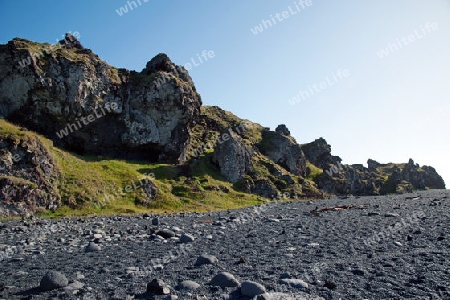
[306,160,323,181]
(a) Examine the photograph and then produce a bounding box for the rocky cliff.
[0,34,201,163]
[0,35,446,216]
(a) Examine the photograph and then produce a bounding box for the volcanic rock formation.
[0,35,446,216]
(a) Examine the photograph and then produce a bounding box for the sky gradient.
[1,0,449,186]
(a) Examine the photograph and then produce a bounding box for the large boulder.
[39,271,69,291]
[212,130,254,183]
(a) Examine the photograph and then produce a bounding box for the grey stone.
[156,229,175,239]
[180,233,195,243]
[177,280,200,291]
[279,278,308,289]
[85,242,101,252]
[147,278,171,295]
[385,213,400,218]
[210,272,240,288]
[40,271,69,291]
[241,281,266,297]
[195,254,218,266]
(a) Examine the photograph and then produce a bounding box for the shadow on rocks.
[14,287,42,298]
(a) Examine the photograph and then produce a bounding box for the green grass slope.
[1,118,270,218]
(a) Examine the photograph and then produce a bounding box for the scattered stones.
[210,272,240,288]
[85,242,101,252]
[195,254,218,266]
[241,280,266,297]
[40,271,69,291]
[0,190,447,299]
[147,279,171,295]
[152,218,160,226]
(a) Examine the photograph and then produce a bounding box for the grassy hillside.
[1,118,270,218]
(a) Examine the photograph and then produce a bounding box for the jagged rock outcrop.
[58,33,84,50]
[301,138,342,170]
[211,130,254,183]
[316,164,380,196]
[258,125,307,177]
[317,157,446,196]
[422,165,446,189]
[367,159,381,172]
[0,133,60,216]
[0,37,201,163]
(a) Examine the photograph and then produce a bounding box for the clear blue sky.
[1,0,449,187]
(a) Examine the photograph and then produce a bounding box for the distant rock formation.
[314,155,445,196]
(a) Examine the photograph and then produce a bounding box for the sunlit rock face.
[0,37,201,163]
